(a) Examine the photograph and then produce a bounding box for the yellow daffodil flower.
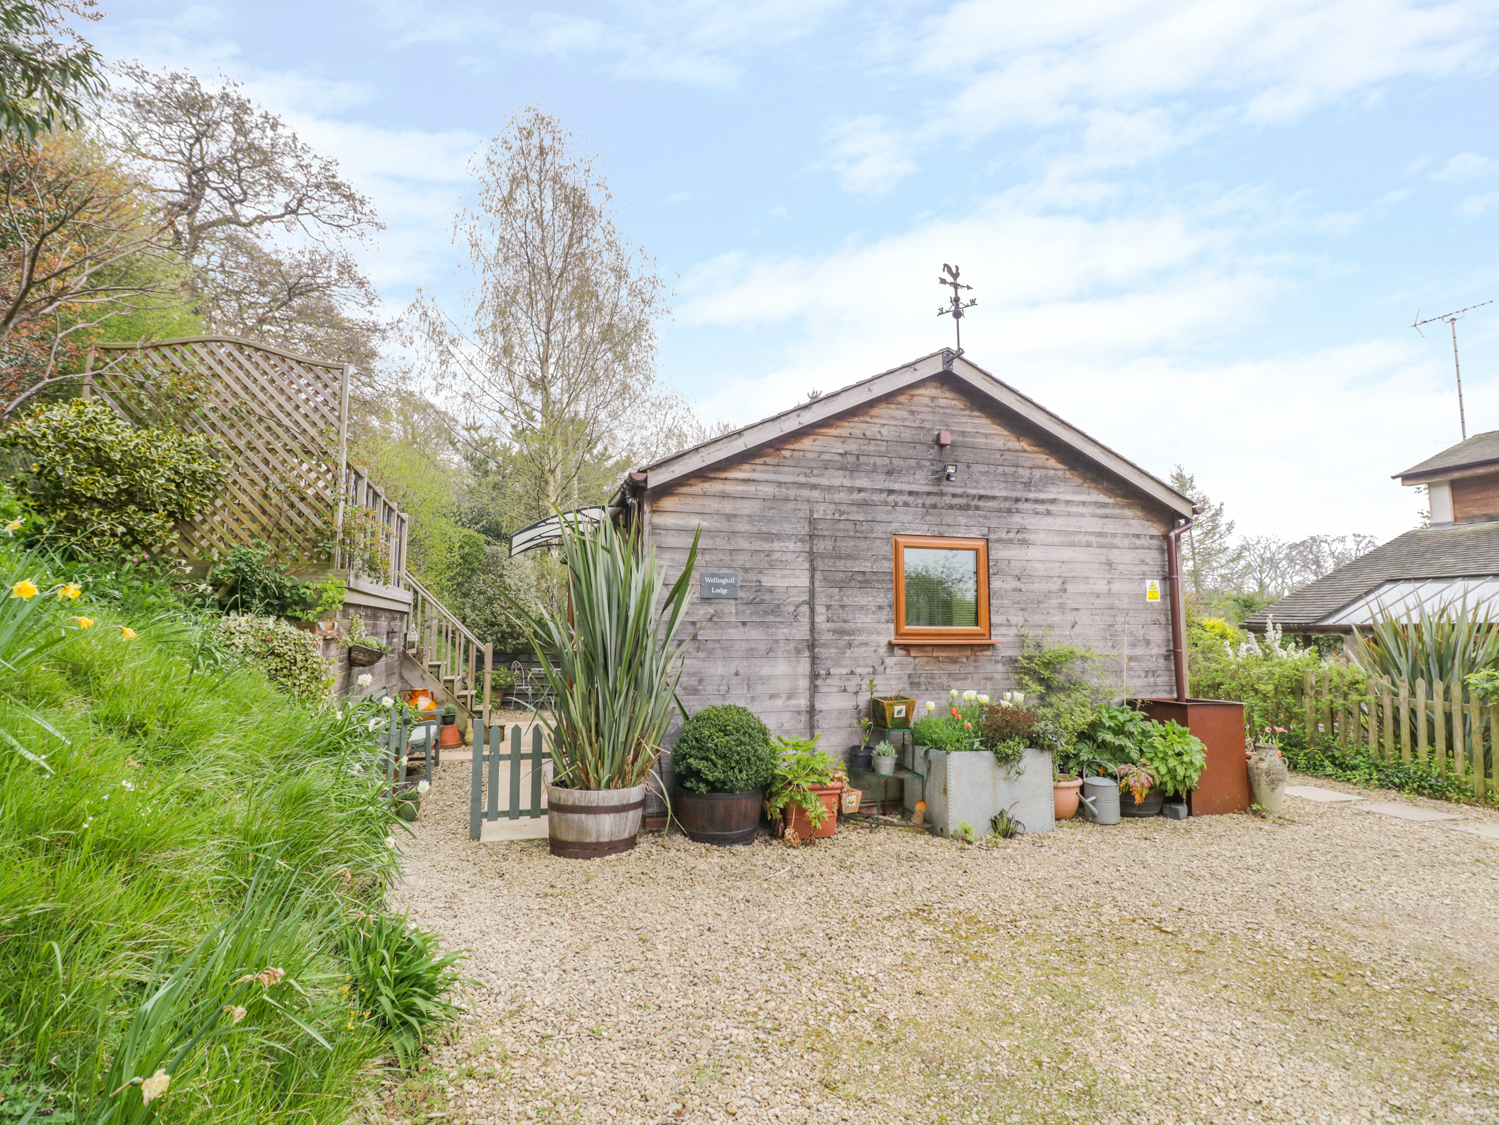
[10,580,37,599]
[118,626,138,640]
[3,518,22,535]
[58,582,81,600]
[72,616,94,629]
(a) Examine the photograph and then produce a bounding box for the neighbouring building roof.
[1394,429,1499,482]
[630,349,1195,519]
[1244,521,1499,633]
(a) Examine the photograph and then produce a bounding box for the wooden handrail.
[338,464,408,587]
[405,573,492,727]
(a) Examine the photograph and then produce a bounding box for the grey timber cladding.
[646,376,1177,755]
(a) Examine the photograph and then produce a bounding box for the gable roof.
[1395,429,1499,482]
[635,350,1194,518]
[1244,521,1499,632]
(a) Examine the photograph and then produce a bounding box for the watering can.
[1077,776,1120,825]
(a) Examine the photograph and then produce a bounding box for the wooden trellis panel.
[88,335,349,564]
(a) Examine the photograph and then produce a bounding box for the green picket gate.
[470,723,549,840]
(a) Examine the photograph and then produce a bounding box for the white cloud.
[816,115,919,194]
[368,0,848,88]
[1432,151,1496,183]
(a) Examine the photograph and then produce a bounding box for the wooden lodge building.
[612,350,1198,754]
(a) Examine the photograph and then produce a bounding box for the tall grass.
[0,544,422,1122]
[1349,596,1499,688]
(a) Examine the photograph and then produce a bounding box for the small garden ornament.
[1247,727,1289,815]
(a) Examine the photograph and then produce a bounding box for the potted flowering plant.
[912,688,1055,837]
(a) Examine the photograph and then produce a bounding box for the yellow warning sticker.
[1145,580,1161,602]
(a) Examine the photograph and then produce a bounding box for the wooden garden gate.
[470,723,550,839]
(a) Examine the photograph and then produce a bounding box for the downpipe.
[1166,510,1201,704]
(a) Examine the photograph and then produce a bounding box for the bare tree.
[1238,532,1380,599]
[102,64,384,370]
[410,106,676,518]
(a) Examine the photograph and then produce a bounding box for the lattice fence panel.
[91,336,346,564]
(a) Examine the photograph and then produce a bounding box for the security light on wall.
[944,463,958,482]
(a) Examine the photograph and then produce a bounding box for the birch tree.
[412,106,683,520]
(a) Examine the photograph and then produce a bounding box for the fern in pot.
[501,512,698,860]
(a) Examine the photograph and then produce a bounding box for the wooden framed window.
[892,535,992,644]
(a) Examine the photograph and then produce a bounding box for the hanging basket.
[347,643,386,667]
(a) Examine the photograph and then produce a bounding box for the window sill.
[888,638,998,646]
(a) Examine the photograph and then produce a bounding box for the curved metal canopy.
[509,507,607,557]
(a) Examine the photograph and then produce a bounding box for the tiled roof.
[1244,522,1499,630]
[1394,430,1499,481]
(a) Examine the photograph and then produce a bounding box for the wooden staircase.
[402,575,492,731]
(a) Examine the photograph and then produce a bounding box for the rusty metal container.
[1133,698,1249,816]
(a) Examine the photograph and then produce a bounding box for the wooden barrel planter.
[1120,787,1166,818]
[546,783,646,859]
[673,788,765,846]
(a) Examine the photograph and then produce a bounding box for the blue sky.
[92,0,1499,542]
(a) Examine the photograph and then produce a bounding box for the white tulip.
[978,694,990,704]
[380,696,393,708]
[417,780,430,795]
[357,673,372,687]
[949,689,959,699]
[925,701,936,712]
[962,690,977,703]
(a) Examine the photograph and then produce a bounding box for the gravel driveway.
[372,770,1499,1125]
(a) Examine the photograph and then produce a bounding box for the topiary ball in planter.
[672,705,776,794]
[671,705,776,845]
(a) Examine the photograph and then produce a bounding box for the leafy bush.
[1,399,228,556]
[1142,720,1206,796]
[1014,631,1115,744]
[1189,618,1364,741]
[1280,730,1489,805]
[979,702,1039,768]
[671,705,776,794]
[210,541,344,620]
[342,913,467,1067]
[450,546,559,654]
[209,614,333,706]
[763,734,844,831]
[1069,703,1151,777]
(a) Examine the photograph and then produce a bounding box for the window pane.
[903,548,979,628]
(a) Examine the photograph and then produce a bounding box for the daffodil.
[118,626,138,640]
[58,582,81,600]
[72,616,94,629]
[356,673,372,687]
[3,517,23,535]
[10,579,37,599]
[380,696,393,709]
[417,780,430,796]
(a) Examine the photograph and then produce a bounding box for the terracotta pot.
[674,787,765,846]
[439,722,463,749]
[1053,776,1083,819]
[781,783,842,840]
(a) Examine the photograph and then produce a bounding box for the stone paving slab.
[479,817,549,842]
[1285,785,1366,803]
[1355,802,1466,822]
[1448,823,1499,840]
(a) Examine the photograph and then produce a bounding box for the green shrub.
[671,705,776,793]
[1068,703,1151,777]
[1142,720,1207,796]
[209,614,333,706]
[210,541,344,620]
[341,913,467,1067]
[763,735,843,831]
[1014,631,1115,743]
[1,399,228,556]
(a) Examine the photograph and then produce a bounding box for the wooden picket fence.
[1302,668,1496,798]
[470,724,550,840]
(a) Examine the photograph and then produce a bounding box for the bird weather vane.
[937,263,976,356]
[1413,299,1493,441]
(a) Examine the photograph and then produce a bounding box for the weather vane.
[1413,299,1493,441]
[937,263,976,356]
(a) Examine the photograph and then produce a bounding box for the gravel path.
[370,771,1499,1125]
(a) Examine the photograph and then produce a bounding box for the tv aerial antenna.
[1413,299,1492,440]
[937,263,976,356]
